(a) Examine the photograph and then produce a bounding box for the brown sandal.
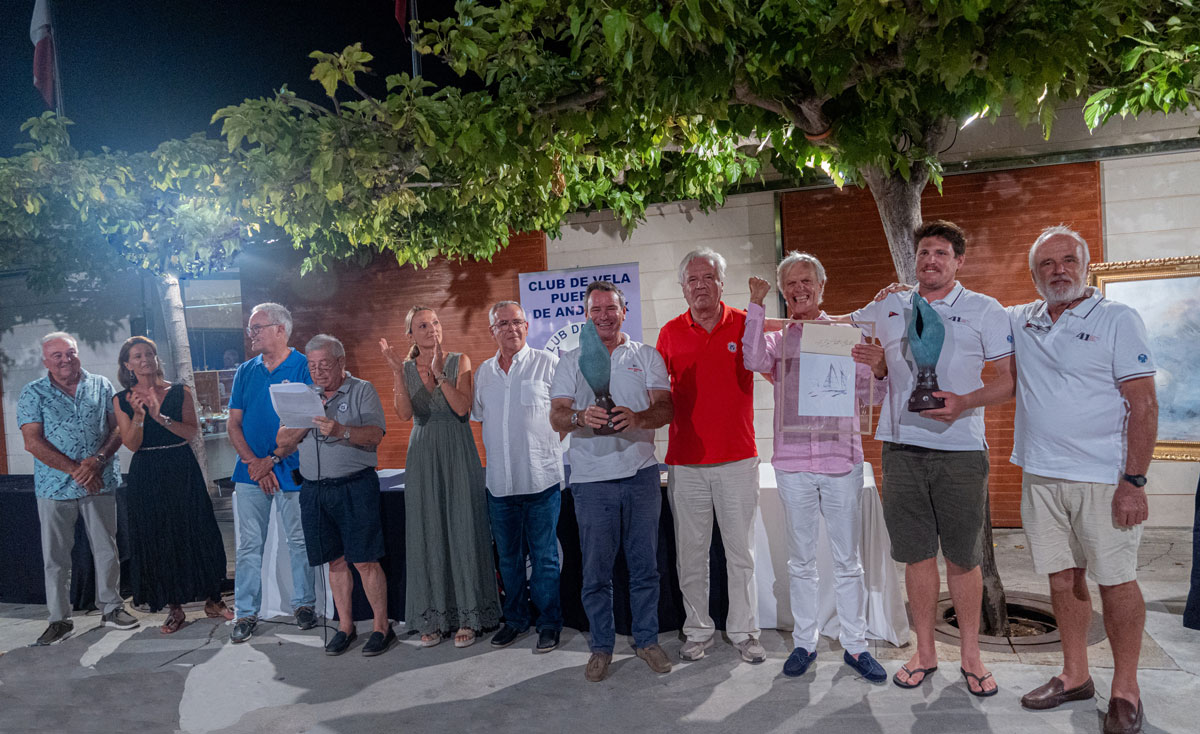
[205,601,234,620]
[161,608,187,634]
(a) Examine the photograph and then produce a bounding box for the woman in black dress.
[113,336,230,633]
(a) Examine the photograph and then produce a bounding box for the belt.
[301,466,376,486]
[137,442,188,452]
[883,441,979,455]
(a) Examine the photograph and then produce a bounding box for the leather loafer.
[1103,697,1143,734]
[1020,676,1095,710]
[585,652,612,682]
[361,627,396,657]
[535,628,560,654]
[324,628,357,656]
[490,624,527,649]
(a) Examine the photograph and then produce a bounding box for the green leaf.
[602,11,628,55]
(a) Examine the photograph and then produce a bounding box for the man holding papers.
[743,252,889,683]
[227,302,316,643]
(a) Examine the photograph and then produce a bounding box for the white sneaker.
[734,637,767,664]
[679,636,715,661]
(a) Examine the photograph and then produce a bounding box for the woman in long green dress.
[380,306,500,648]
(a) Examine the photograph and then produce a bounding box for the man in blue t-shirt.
[227,303,315,643]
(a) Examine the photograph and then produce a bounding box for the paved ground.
[1,529,1196,734]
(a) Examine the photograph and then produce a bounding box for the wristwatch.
[569,411,580,428]
[91,453,108,465]
[1122,473,1148,487]
[270,454,282,465]
[159,414,173,427]
[342,427,352,440]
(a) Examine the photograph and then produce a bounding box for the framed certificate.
[776,320,878,436]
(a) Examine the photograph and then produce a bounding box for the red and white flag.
[31,0,58,110]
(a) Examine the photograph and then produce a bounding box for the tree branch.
[535,86,608,117]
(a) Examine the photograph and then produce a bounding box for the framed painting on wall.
[1089,255,1200,461]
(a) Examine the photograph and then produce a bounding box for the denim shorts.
[300,467,385,566]
[881,442,989,568]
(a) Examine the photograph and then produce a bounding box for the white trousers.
[37,494,122,622]
[667,457,760,643]
[775,465,868,654]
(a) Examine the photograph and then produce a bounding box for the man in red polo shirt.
[656,249,764,664]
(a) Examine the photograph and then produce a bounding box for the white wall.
[1102,149,1200,526]
[550,191,782,460]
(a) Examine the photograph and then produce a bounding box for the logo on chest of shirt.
[1138,353,1148,363]
[1023,321,1051,334]
[945,315,965,323]
[338,402,348,412]
[726,341,737,353]
[627,366,644,374]
[1074,332,1099,342]
[888,311,900,318]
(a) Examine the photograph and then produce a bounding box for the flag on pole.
[30,0,58,110]
[395,0,407,30]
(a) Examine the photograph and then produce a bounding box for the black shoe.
[295,606,318,631]
[490,624,527,648]
[362,627,396,657]
[230,616,258,644]
[535,628,560,654]
[35,620,74,646]
[325,628,358,656]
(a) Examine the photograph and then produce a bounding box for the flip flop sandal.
[893,664,938,689]
[960,667,999,697]
[453,629,477,648]
[420,631,443,648]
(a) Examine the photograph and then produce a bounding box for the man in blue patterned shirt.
[18,332,139,645]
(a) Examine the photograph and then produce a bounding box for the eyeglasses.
[308,359,342,372]
[246,323,281,336]
[491,319,528,331]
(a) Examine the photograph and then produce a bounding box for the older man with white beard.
[1009,226,1158,734]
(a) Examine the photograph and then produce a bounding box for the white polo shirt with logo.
[550,333,670,485]
[1008,288,1156,484]
[851,282,1013,451]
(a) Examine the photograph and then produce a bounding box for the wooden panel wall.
[780,162,1103,526]
[239,232,548,468]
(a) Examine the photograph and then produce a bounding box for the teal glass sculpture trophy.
[578,320,618,434]
[906,292,946,412]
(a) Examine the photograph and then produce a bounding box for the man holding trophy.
[849,220,1014,696]
[549,280,674,683]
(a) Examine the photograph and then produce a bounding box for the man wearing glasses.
[471,301,566,653]
[227,302,316,643]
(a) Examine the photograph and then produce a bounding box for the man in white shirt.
[850,220,1013,696]
[472,301,565,654]
[1010,226,1157,734]
[550,281,673,683]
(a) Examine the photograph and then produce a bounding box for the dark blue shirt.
[228,348,311,491]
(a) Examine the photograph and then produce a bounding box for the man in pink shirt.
[742,252,889,682]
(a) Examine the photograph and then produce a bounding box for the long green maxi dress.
[403,353,501,634]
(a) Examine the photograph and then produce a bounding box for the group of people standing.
[19,220,1156,733]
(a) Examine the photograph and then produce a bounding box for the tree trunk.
[860,147,1011,638]
[861,164,928,284]
[978,497,1011,636]
[157,274,212,490]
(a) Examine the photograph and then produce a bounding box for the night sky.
[2,1,464,154]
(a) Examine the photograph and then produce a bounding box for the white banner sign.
[519,263,642,354]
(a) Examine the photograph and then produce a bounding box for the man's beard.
[1036,277,1087,305]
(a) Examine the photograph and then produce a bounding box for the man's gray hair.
[488,300,524,327]
[777,252,826,290]
[249,302,293,339]
[1029,225,1090,271]
[677,248,727,286]
[40,331,78,349]
[304,333,345,359]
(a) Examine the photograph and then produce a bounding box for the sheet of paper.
[269,383,325,428]
[797,353,855,418]
[799,322,860,357]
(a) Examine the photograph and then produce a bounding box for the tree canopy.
[2,0,1197,284]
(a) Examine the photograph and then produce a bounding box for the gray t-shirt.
[297,374,387,479]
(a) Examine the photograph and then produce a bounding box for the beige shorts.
[1020,472,1142,586]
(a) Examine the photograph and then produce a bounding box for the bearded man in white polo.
[1010,226,1157,734]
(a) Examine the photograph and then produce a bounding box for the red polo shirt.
[656,302,757,465]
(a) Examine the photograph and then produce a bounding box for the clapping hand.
[127,391,149,419]
[379,338,405,373]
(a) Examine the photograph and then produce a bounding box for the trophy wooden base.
[907,368,945,412]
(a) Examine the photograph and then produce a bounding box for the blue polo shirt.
[228,349,311,491]
[17,371,121,500]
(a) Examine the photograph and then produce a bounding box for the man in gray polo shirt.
[550,281,673,683]
[277,334,391,657]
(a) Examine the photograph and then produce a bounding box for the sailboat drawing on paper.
[797,353,855,418]
[812,363,849,397]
